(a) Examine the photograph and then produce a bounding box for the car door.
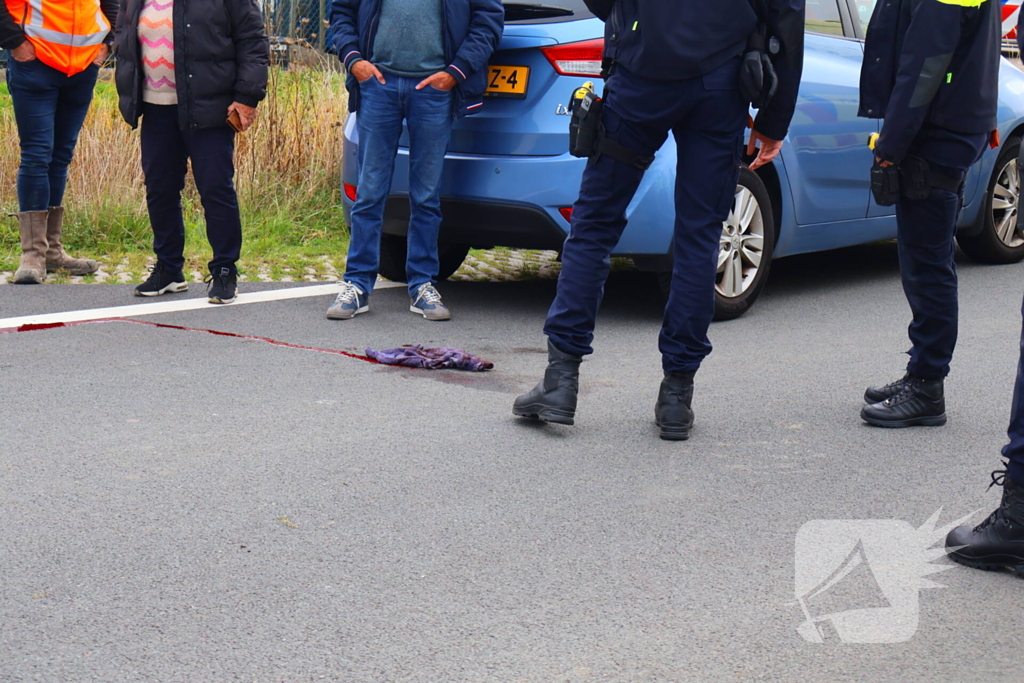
[780,0,876,225]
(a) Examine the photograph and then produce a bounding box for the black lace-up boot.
[655,371,695,441]
[864,372,913,404]
[946,467,1024,576]
[860,376,945,427]
[513,340,582,425]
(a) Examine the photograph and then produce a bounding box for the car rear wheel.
[957,136,1024,265]
[657,167,776,321]
[378,234,471,283]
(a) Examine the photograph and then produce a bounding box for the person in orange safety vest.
[1,0,116,283]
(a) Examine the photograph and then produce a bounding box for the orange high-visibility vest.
[5,0,110,75]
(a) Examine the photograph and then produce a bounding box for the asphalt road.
[3,245,1024,682]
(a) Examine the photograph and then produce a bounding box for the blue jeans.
[544,61,747,373]
[345,75,454,297]
[6,58,98,212]
[140,103,242,273]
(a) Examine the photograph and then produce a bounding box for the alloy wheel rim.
[992,159,1023,248]
[717,186,765,299]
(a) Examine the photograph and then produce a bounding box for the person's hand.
[92,43,110,67]
[875,157,894,168]
[351,60,385,84]
[416,71,457,92]
[10,40,36,63]
[747,129,783,171]
[227,102,258,132]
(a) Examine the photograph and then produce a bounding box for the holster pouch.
[900,156,963,200]
[739,32,779,108]
[899,157,931,201]
[569,87,602,159]
[870,159,901,207]
[568,85,655,171]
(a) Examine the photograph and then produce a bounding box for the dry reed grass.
[0,65,349,272]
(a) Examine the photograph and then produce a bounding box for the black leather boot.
[860,376,945,427]
[864,372,912,404]
[655,371,695,441]
[946,467,1024,577]
[513,340,582,425]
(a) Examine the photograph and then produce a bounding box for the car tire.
[657,167,776,321]
[956,136,1024,265]
[378,234,471,283]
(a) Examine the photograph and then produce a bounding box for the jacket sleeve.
[752,0,805,141]
[228,0,269,107]
[583,0,614,21]
[874,0,963,164]
[329,0,363,69]
[1018,5,1023,57]
[0,2,26,51]
[101,0,118,44]
[444,0,503,85]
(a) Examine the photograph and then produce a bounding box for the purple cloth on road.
[366,345,494,371]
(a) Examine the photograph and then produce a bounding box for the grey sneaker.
[410,283,450,321]
[326,281,368,320]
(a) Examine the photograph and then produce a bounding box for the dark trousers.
[1005,292,1024,485]
[6,58,98,211]
[543,60,748,372]
[140,103,242,273]
[895,128,988,380]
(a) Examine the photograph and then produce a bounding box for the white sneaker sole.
[326,305,369,320]
[134,282,188,297]
[410,305,451,321]
[209,293,237,305]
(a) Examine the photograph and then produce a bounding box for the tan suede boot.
[12,210,49,284]
[45,207,98,275]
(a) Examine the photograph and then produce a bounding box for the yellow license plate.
[485,65,530,98]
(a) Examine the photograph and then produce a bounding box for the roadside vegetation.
[0,66,350,278]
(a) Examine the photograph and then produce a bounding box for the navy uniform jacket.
[329,0,503,117]
[583,0,806,141]
[859,0,1000,165]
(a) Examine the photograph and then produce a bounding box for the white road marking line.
[0,280,405,329]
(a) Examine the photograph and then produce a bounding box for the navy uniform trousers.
[895,126,988,380]
[1005,292,1024,485]
[544,59,748,373]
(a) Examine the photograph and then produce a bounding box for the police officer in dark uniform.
[858,0,1001,428]
[944,12,1024,577]
[512,0,806,439]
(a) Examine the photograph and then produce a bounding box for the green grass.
[1,67,350,278]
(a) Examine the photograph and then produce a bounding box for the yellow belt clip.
[868,133,879,151]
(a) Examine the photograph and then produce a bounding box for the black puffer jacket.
[113,0,269,130]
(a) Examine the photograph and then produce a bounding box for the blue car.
[342,0,1024,319]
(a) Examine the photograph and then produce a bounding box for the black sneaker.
[864,372,912,404]
[860,377,946,428]
[205,267,238,304]
[946,467,1024,577]
[134,264,188,297]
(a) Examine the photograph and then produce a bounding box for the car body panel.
[342,0,1024,264]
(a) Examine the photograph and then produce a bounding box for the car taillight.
[541,39,604,77]
[344,183,357,202]
[559,207,573,223]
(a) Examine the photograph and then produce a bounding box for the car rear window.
[503,0,596,24]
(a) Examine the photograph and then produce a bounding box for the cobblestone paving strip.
[0,250,565,285]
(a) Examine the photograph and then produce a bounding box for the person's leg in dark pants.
[896,186,961,381]
[7,58,60,212]
[140,103,189,274]
[48,65,98,208]
[543,103,670,358]
[945,290,1024,572]
[185,125,242,274]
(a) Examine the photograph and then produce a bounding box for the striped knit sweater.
[138,0,177,105]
